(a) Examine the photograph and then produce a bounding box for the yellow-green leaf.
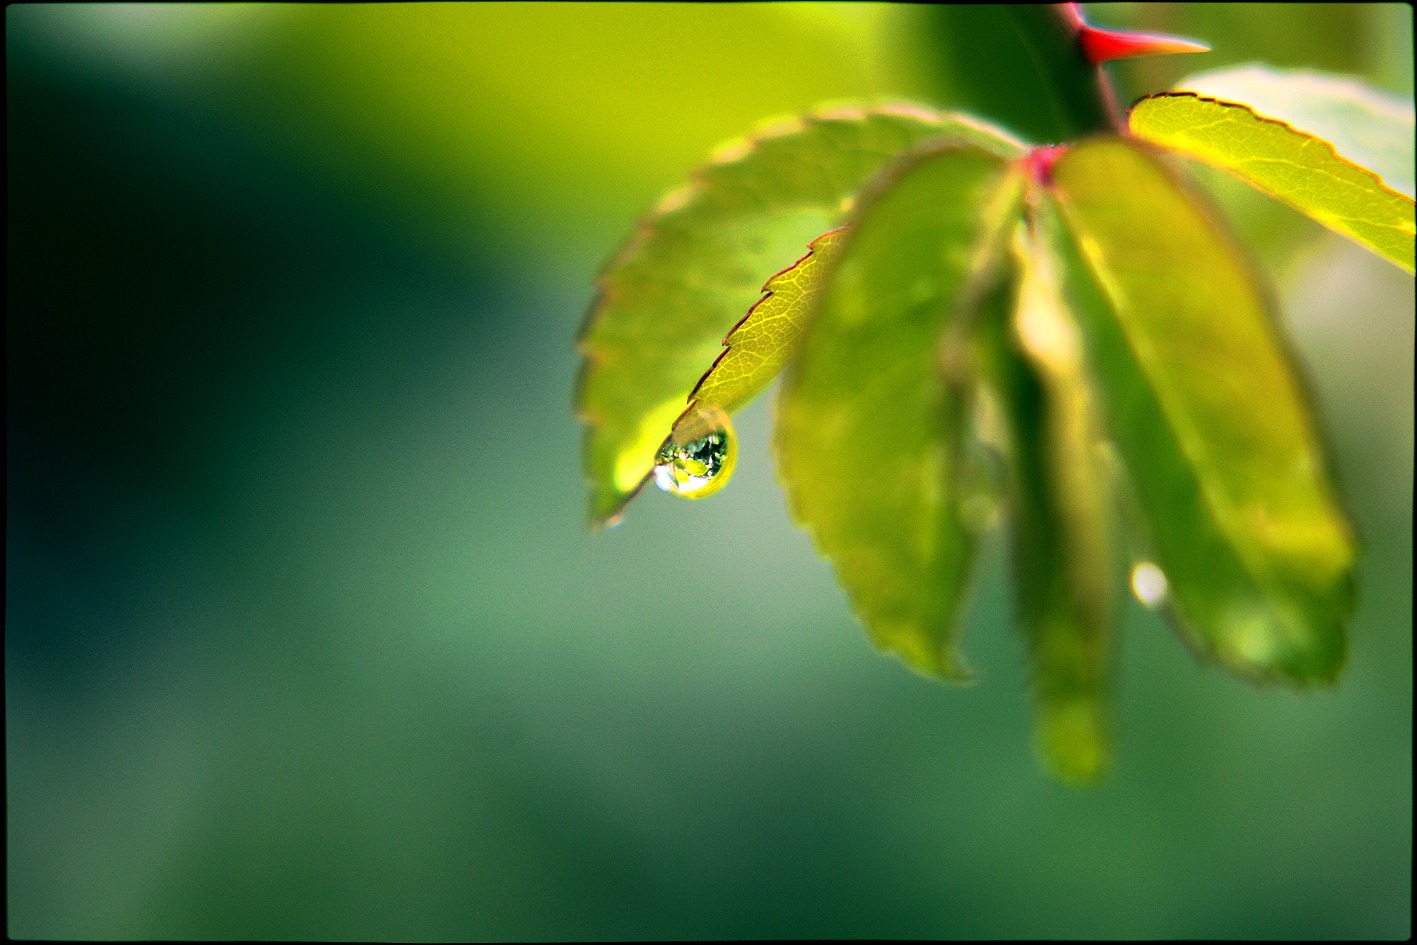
[675,228,847,440]
[1128,91,1415,273]
[1050,137,1356,684]
[978,217,1113,783]
[577,105,1023,525]
[1174,65,1415,198]
[775,144,1022,681]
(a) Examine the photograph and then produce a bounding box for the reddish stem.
[1023,145,1068,188]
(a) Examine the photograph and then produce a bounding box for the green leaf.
[578,105,1024,525]
[680,228,848,425]
[1173,65,1415,198]
[1049,137,1356,684]
[775,144,1022,681]
[1128,91,1416,273]
[978,217,1114,783]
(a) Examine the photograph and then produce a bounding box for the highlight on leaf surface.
[977,213,1113,784]
[1128,87,1416,273]
[577,104,1025,526]
[775,143,1023,682]
[1049,137,1356,685]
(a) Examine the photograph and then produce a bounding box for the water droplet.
[652,406,737,499]
[1130,561,1168,609]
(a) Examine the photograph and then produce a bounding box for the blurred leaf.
[1129,92,1416,273]
[775,145,1021,681]
[1172,65,1415,198]
[680,228,847,427]
[578,106,1023,524]
[1050,137,1356,684]
[978,216,1113,783]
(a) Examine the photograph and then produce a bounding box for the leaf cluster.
[576,60,1414,781]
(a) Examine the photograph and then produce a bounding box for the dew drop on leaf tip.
[652,405,737,499]
[1130,561,1169,609]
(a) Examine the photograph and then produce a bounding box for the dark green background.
[7,4,1412,940]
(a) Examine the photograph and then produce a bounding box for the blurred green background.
[7,3,1411,939]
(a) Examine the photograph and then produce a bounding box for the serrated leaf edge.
[1128,91,1416,269]
[671,226,850,442]
[1129,91,1415,202]
[576,104,1027,527]
[772,145,1025,682]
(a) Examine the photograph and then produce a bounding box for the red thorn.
[1078,24,1210,65]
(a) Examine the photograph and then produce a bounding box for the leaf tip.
[877,630,976,686]
[587,483,637,531]
[1036,705,1111,787]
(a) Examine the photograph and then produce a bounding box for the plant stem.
[1003,4,1121,140]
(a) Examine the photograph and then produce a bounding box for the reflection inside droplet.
[652,405,737,499]
[1130,561,1169,609]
